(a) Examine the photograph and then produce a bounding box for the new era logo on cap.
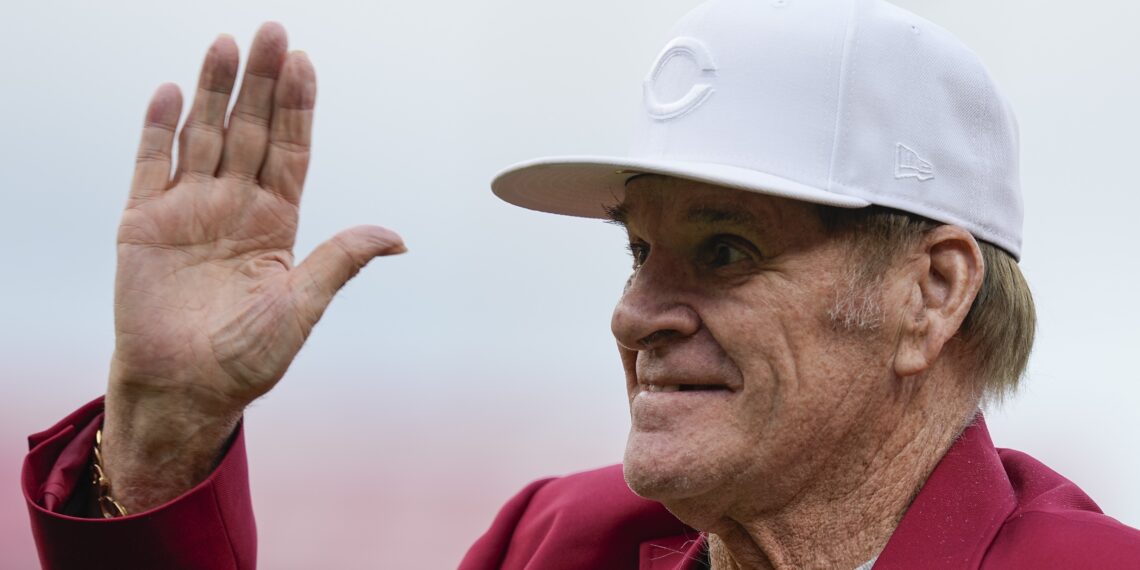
[895,144,934,182]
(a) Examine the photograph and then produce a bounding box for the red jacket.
[23,398,1140,569]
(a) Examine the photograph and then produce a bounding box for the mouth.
[631,380,736,425]
[642,384,733,393]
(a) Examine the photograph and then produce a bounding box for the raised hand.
[101,23,405,514]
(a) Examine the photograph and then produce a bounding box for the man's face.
[612,176,900,517]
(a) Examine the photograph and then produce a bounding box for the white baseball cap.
[491,0,1024,258]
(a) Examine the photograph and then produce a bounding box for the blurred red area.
[5,401,621,569]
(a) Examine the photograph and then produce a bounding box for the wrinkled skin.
[610,176,984,569]
[102,24,405,513]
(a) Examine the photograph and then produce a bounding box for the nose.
[611,258,701,351]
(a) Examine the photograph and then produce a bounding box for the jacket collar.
[873,414,1016,569]
[639,414,1016,570]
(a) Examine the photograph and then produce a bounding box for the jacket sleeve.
[457,477,555,569]
[22,397,257,570]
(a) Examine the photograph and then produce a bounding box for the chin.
[622,429,727,502]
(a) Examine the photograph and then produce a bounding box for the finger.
[174,34,240,180]
[219,22,288,181]
[129,84,183,203]
[259,51,316,204]
[291,225,406,325]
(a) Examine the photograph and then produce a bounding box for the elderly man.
[21,0,1140,568]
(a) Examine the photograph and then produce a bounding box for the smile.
[642,384,732,393]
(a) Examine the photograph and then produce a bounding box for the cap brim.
[492,155,871,219]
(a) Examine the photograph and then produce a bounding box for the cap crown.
[634,0,1022,256]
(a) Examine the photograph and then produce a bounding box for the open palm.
[111,24,404,419]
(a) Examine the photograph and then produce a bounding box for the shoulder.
[518,464,687,536]
[984,449,1140,568]
[987,510,1140,568]
[460,464,693,570]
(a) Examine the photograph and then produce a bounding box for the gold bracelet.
[92,429,129,518]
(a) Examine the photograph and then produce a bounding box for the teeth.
[646,384,681,393]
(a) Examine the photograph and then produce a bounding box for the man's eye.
[707,238,753,268]
[626,242,649,268]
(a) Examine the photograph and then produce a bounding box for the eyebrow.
[603,202,631,227]
[683,205,762,228]
[603,202,764,230]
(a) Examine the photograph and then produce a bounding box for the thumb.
[291,225,406,324]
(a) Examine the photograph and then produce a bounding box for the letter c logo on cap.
[644,37,718,121]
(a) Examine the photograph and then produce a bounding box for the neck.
[679,373,979,569]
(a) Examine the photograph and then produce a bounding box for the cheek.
[710,287,842,410]
[708,298,797,380]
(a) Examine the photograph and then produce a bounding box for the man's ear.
[893,226,984,378]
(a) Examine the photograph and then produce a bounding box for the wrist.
[101,380,242,513]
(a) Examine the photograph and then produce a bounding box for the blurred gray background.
[1,0,1137,567]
